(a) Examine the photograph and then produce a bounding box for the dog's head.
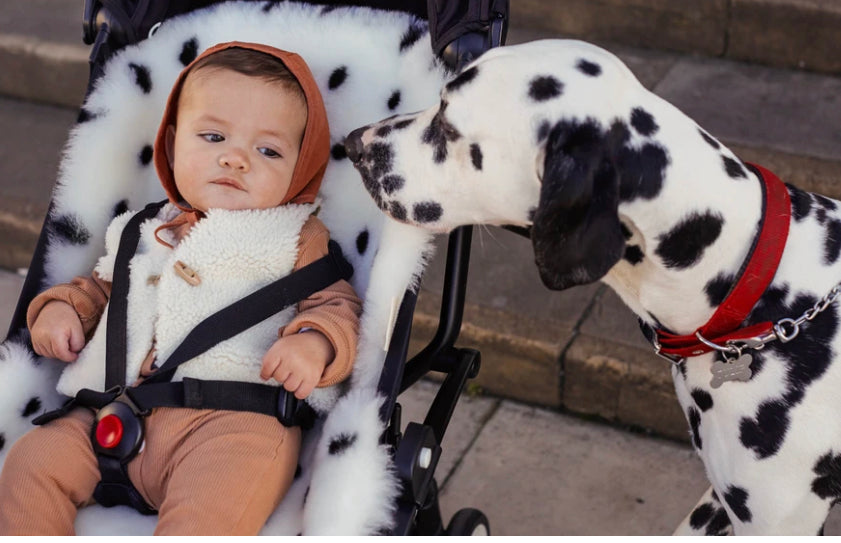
[347,40,662,290]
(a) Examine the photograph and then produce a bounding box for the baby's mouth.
[211,178,245,191]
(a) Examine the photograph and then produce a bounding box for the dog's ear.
[531,120,626,290]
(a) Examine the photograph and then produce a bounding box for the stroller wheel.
[446,508,490,536]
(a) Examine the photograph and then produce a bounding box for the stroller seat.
[0,0,487,534]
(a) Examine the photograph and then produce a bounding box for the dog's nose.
[345,127,367,164]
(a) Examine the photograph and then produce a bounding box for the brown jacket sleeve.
[279,215,362,387]
[26,272,112,340]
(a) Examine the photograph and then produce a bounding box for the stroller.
[0,0,508,535]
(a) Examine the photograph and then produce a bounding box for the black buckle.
[91,388,147,461]
[276,390,300,427]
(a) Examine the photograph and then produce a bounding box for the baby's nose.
[219,149,249,171]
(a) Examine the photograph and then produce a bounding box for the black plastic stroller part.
[6,0,507,535]
[384,6,505,534]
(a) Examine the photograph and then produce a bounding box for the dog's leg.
[673,486,733,536]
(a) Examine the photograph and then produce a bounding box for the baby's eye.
[200,133,224,143]
[259,147,281,158]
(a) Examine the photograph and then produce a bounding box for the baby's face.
[168,67,307,212]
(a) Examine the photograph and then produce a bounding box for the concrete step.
[3,0,841,443]
[513,0,841,77]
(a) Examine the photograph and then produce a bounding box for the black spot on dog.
[413,202,443,224]
[815,194,838,211]
[328,66,348,90]
[446,66,479,93]
[129,63,152,94]
[367,141,394,179]
[331,142,347,161]
[390,201,407,221]
[0,433,4,452]
[328,433,357,455]
[688,407,702,450]
[689,503,715,530]
[788,184,813,222]
[739,399,790,459]
[400,22,426,52]
[22,397,41,417]
[623,245,644,265]
[704,272,736,307]
[356,230,369,255]
[630,107,658,136]
[577,58,602,76]
[77,108,97,123]
[699,128,721,149]
[393,118,414,131]
[528,75,563,101]
[655,211,724,269]
[303,486,309,504]
[616,141,670,202]
[381,175,405,195]
[707,508,732,535]
[376,125,393,138]
[537,120,551,143]
[817,207,828,224]
[139,145,153,166]
[723,486,752,523]
[691,389,714,412]
[722,156,747,179]
[179,37,199,66]
[746,286,837,413]
[824,219,841,264]
[422,103,461,163]
[812,452,841,504]
[51,214,92,245]
[113,199,129,218]
[294,464,303,479]
[470,143,483,171]
[387,90,401,111]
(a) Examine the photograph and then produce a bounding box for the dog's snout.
[345,127,368,163]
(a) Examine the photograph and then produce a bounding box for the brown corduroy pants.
[0,406,301,535]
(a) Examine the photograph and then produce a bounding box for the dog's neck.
[603,163,765,335]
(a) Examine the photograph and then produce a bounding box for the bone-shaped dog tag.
[709,353,753,388]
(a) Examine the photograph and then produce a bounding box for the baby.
[0,42,361,535]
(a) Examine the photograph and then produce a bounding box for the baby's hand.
[260,330,335,399]
[30,301,86,362]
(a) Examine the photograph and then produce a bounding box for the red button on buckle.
[96,414,124,449]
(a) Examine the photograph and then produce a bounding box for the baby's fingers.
[260,344,284,380]
[293,379,316,400]
[50,332,78,362]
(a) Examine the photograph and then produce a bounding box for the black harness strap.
[105,201,167,390]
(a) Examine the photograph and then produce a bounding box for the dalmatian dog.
[345,39,841,535]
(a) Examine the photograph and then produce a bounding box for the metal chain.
[772,283,841,343]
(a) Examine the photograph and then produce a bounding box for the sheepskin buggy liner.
[0,0,507,535]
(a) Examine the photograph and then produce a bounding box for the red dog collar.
[653,163,791,360]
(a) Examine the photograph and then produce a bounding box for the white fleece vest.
[56,202,316,397]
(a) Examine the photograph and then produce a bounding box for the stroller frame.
[6,0,509,535]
